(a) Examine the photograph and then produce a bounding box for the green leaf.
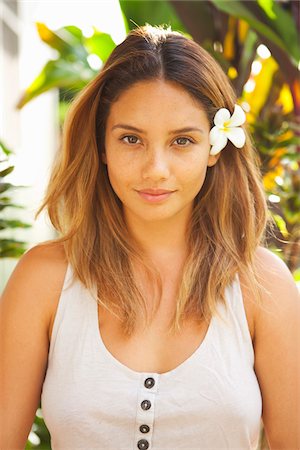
[283,153,300,162]
[0,141,12,156]
[270,2,300,65]
[37,22,74,54]
[120,8,130,34]
[212,0,300,66]
[293,267,300,282]
[63,25,84,42]
[237,28,258,91]
[282,200,300,224]
[211,0,287,52]
[257,0,276,20]
[36,23,88,61]
[119,0,186,32]
[0,219,31,230]
[84,30,116,63]
[272,213,289,238]
[273,138,300,148]
[0,166,14,178]
[17,59,95,108]
[0,183,16,194]
[0,239,27,258]
[0,203,24,211]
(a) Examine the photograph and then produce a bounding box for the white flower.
[209,104,246,156]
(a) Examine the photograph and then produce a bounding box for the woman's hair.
[37,24,271,336]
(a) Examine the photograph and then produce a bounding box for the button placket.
[134,373,160,450]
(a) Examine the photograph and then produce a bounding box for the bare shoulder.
[254,245,298,288]
[1,240,68,342]
[20,239,67,266]
[8,240,68,294]
[251,245,300,352]
[253,245,299,315]
[238,246,299,342]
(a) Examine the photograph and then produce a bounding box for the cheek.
[182,153,209,181]
[105,156,134,200]
[106,147,141,181]
[180,157,209,196]
[188,169,207,192]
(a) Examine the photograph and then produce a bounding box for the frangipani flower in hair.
[209,104,246,156]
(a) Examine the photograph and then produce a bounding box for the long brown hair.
[37,25,271,336]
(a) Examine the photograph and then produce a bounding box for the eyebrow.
[111,124,204,134]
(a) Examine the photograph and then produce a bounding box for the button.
[140,399,151,410]
[139,424,150,433]
[144,377,155,389]
[137,439,149,449]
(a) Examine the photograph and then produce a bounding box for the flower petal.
[228,104,246,127]
[209,129,228,155]
[213,108,230,127]
[209,126,221,145]
[224,127,246,148]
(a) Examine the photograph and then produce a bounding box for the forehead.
[106,79,210,130]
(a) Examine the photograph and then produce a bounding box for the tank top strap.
[232,273,254,349]
[214,273,255,366]
[48,263,94,362]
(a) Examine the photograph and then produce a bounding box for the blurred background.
[1,0,299,448]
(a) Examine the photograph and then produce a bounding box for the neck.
[124,210,191,263]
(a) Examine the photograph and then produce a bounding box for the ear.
[101,152,107,164]
[207,152,220,167]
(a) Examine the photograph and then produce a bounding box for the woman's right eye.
[121,135,140,145]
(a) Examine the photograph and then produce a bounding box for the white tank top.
[41,264,262,450]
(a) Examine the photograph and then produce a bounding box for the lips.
[136,189,176,203]
[137,189,175,195]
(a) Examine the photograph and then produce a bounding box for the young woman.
[1,25,299,450]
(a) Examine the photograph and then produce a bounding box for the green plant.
[0,141,31,258]
[25,407,51,450]
[251,107,300,272]
[120,0,300,110]
[17,24,117,109]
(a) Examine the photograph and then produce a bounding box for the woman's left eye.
[174,137,194,146]
[121,135,141,144]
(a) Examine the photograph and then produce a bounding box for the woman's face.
[103,79,219,225]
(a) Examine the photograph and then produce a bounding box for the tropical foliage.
[0,141,31,258]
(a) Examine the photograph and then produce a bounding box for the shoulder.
[249,245,300,352]
[253,246,299,320]
[21,239,67,266]
[13,240,68,295]
[1,240,68,343]
[254,245,298,292]
[238,246,299,342]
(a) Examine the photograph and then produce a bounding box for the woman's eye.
[121,135,140,145]
[174,137,193,146]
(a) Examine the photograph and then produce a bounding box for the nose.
[141,146,171,181]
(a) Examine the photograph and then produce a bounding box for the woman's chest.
[97,304,212,374]
[97,291,255,375]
